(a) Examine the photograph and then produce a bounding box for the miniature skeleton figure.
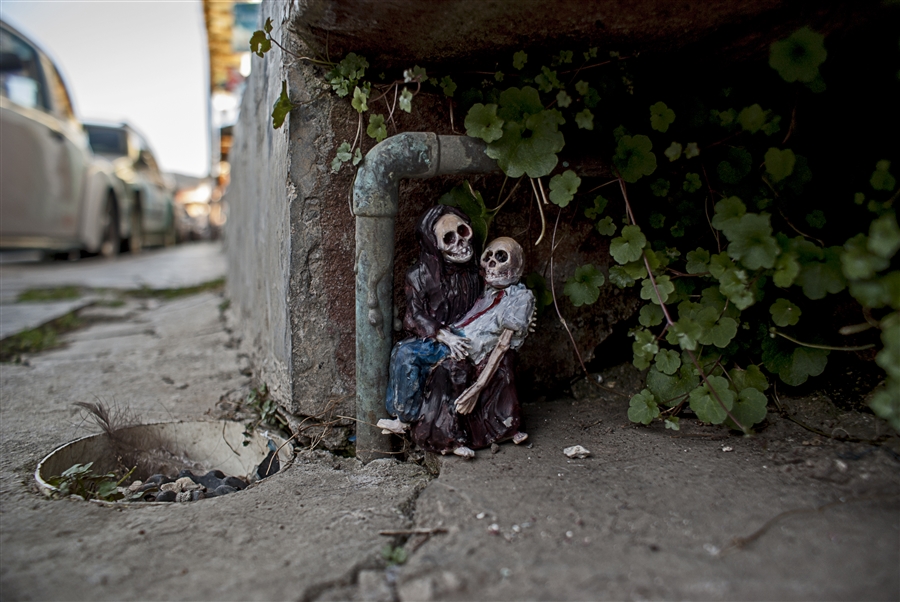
[378,206,483,436]
[411,236,535,457]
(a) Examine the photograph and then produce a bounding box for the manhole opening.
[35,421,294,504]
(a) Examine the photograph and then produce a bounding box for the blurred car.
[0,20,129,258]
[83,122,176,251]
[173,178,214,241]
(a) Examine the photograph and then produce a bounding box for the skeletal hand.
[528,314,537,334]
[455,385,480,415]
[436,329,471,360]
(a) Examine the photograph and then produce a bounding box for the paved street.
[0,242,226,339]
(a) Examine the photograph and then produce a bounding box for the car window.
[86,126,128,155]
[0,27,48,111]
[43,60,76,121]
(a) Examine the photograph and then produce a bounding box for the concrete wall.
[226,2,354,424]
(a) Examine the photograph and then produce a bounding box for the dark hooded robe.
[384,206,482,424]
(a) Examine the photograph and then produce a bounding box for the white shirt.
[453,283,535,365]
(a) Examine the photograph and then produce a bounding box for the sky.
[1,1,210,177]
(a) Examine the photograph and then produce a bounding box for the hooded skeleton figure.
[382,206,483,427]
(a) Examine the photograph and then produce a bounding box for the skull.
[481,237,524,288]
[434,213,474,264]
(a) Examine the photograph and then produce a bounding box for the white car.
[0,20,129,258]
[84,122,177,250]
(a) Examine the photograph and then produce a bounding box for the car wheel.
[124,203,143,254]
[98,195,121,258]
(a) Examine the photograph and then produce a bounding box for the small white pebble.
[566,531,574,538]
[703,543,720,556]
[835,460,848,472]
[500,568,511,578]
[488,523,500,534]
[722,446,734,452]
[563,445,591,459]
[476,512,486,520]
[512,524,521,533]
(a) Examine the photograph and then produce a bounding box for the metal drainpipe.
[352,133,498,462]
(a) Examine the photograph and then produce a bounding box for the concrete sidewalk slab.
[0,298,95,339]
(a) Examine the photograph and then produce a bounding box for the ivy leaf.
[641,274,675,305]
[263,17,273,34]
[564,264,605,306]
[610,225,647,264]
[496,86,544,121]
[335,141,352,163]
[694,307,738,348]
[738,104,766,133]
[770,298,801,327]
[718,267,755,310]
[575,109,594,130]
[665,142,683,162]
[628,389,659,425]
[549,170,581,207]
[487,104,565,178]
[683,172,702,193]
[650,101,675,133]
[725,213,780,270]
[574,80,590,96]
[649,213,666,229]
[764,148,796,182]
[647,365,699,406]
[842,234,888,280]
[711,197,746,235]
[271,81,293,129]
[608,265,635,288]
[465,103,504,143]
[494,71,505,82]
[614,134,657,183]
[805,210,826,229]
[330,156,343,173]
[684,143,700,159]
[632,329,659,369]
[556,90,572,108]
[708,252,734,279]
[796,247,846,299]
[639,303,664,327]
[870,160,896,191]
[595,217,617,236]
[249,30,271,57]
[717,147,753,184]
[666,316,702,351]
[769,27,827,83]
[849,272,900,309]
[773,251,801,287]
[650,179,670,198]
[654,349,682,375]
[584,195,608,220]
[403,65,427,83]
[399,88,413,113]
[729,365,769,392]
[686,248,710,274]
[512,51,528,70]
[524,272,554,316]
[367,114,387,142]
[351,86,369,113]
[780,347,829,386]
[689,375,735,424]
[665,417,681,430]
[440,76,457,97]
[352,148,363,166]
[868,212,900,259]
[868,389,900,432]
[728,387,768,430]
[534,67,562,92]
[622,260,648,280]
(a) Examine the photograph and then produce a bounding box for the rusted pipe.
[352,133,497,462]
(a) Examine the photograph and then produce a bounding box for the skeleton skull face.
[481,237,524,288]
[434,213,474,264]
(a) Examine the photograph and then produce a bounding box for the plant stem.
[530,178,548,246]
[769,327,875,351]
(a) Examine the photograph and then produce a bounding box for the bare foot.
[512,432,528,445]
[377,418,409,435]
[453,446,475,459]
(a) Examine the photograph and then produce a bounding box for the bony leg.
[377,417,410,435]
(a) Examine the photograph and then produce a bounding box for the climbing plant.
[251,18,900,433]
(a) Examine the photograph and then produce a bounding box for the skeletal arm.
[454,328,513,415]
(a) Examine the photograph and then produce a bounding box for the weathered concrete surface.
[294,0,880,69]
[0,254,897,600]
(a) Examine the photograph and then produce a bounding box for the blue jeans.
[385,338,449,423]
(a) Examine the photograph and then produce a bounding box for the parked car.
[83,122,176,251]
[0,20,128,258]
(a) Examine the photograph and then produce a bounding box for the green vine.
[251,19,900,434]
